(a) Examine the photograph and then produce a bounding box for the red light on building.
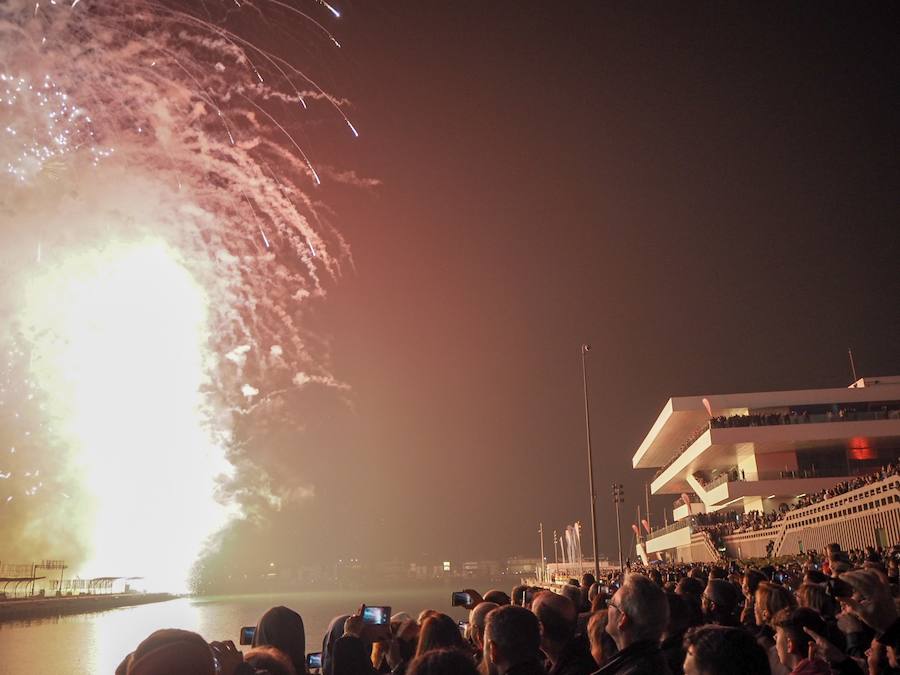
[848,437,876,461]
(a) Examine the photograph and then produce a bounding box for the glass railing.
[645,519,692,541]
[655,406,899,485]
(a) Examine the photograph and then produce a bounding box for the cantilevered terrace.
[634,376,900,519]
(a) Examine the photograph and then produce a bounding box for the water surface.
[0,588,470,674]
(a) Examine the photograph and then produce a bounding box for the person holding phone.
[332,605,379,675]
[251,606,307,675]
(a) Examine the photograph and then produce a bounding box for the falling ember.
[0,1,352,591]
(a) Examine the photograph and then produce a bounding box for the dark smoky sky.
[221,2,900,569]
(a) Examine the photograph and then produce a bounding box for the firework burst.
[0,0,355,591]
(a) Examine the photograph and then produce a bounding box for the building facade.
[633,376,900,561]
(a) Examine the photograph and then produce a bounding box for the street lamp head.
[582,343,591,353]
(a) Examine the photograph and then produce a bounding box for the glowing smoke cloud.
[0,0,353,591]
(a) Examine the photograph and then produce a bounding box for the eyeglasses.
[608,599,622,613]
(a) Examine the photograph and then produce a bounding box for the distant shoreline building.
[633,376,900,562]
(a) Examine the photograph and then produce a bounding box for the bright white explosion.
[0,0,353,591]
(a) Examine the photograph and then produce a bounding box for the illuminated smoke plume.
[0,0,354,591]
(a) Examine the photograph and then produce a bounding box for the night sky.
[219,2,900,571]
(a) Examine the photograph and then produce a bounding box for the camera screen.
[451,591,472,607]
[239,626,256,646]
[307,652,323,668]
[363,606,390,625]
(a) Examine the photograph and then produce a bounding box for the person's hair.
[483,589,510,606]
[407,648,478,675]
[560,583,582,608]
[510,584,527,606]
[774,607,826,656]
[532,592,576,644]
[709,567,727,580]
[797,583,836,617]
[484,605,542,665]
[755,581,797,627]
[683,625,770,675]
[418,609,441,624]
[582,573,597,588]
[743,570,766,594]
[416,614,465,657]
[617,574,669,644]
[804,570,829,584]
[469,602,499,631]
[125,629,214,675]
[244,646,297,675]
[591,591,607,612]
[587,610,616,667]
[704,580,741,625]
[676,576,705,600]
[664,592,696,638]
[390,618,420,664]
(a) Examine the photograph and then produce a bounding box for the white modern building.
[633,376,900,562]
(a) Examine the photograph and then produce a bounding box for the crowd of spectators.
[679,461,900,544]
[116,542,900,675]
[112,459,900,674]
[710,406,900,429]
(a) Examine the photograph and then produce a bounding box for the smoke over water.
[0,0,351,591]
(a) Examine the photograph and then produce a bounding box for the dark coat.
[591,640,672,675]
[548,635,598,675]
[507,660,550,675]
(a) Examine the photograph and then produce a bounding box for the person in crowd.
[416,613,466,656]
[244,645,298,675]
[580,574,597,611]
[484,589,511,606]
[675,576,704,602]
[674,577,704,628]
[741,569,767,627]
[682,625,771,675]
[772,607,831,675]
[482,605,547,675]
[796,583,844,647]
[586,610,616,668]
[661,592,695,675]
[701,579,741,627]
[418,609,442,624]
[531,591,596,675]
[252,606,307,675]
[512,584,528,607]
[597,573,671,674]
[406,648,478,675]
[372,615,420,675]
[468,601,499,660]
[331,606,378,675]
[118,628,250,675]
[755,582,798,675]
[321,615,349,675]
[561,583,583,612]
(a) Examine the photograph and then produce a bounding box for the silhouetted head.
[125,628,215,675]
[253,606,305,674]
[407,648,478,675]
[416,613,465,657]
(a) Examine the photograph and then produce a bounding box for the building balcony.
[648,416,900,495]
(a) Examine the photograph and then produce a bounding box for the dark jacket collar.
[592,640,664,674]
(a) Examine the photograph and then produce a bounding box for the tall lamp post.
[581,343,600,579]
[612,483,624,571]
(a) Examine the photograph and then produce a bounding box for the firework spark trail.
[0,0,353,591]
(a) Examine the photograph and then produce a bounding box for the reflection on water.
[0,588,468,674]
